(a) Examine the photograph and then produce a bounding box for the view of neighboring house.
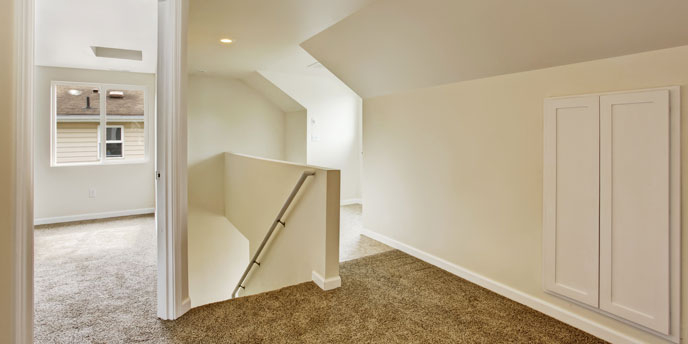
[54,84,145,164]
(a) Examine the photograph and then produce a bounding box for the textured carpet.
[339,204,393,261]
[35,216,605,344]
[34,215,159,343]
[160,250,605,344]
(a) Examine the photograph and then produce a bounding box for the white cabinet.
[543,88,680,341]
[543,96,600,307]
[599,90,671,334]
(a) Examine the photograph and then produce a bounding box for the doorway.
[12,0,190,342]
[32,1,159,338]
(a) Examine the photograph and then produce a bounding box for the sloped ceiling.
[301,0,688,98]
[242,72,305,113]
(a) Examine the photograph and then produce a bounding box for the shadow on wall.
[188,206,249,308]
[188,153,226,215]
[188,153,249,307]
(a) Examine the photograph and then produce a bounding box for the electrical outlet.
[89,188,96,198]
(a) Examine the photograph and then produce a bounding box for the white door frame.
[12,0,190,341]
[13,0,34,342]
[156,0,190,320]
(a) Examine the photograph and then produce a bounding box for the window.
[51,82,147,166]
[106,126,124,158]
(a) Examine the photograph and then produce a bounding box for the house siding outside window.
[53,83,146,165]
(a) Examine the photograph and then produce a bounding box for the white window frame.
[50,81,149,167]
[105,125,125,159]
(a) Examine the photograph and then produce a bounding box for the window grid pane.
[106,89,145,161]
[52,83,146,165]
[106,143,123,158]
[54,85,101,164]
[106,127,122,141]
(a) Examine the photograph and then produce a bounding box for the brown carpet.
[35,216,605,343]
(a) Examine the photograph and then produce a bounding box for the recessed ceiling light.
[220,38,233,44]
[68,89,82,96]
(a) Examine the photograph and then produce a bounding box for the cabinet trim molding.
[543,86,681,343]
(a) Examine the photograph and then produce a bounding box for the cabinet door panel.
[599,90,670,334]
[543,96,599,307]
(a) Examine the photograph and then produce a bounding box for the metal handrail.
[232,170,316,298]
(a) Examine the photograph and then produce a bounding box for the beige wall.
[187,75,292,306]
[363,45,688,343]
[285,110,307,164]
[188,207,248,307]
[34,66,155,221]
[0,0,15,340]
[260,70,363,202]
[188,74,287,213]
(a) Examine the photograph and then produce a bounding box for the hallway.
[33,208,604,343]
[33,205,390,343]
[157,250,603,343]
[340,204,392,261]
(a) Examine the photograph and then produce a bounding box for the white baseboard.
[340,198,362,206]
[34,207,155,226]
[361,228,644,344]
[312,271,342,291]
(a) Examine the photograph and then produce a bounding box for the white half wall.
[224,153,340,297]
[362,45,688,344]
[34,66,155,221]
[260,68,362,201]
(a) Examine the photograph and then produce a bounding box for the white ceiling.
[35,0,157,74]
[187,0,374,79]
[302,0,688,98]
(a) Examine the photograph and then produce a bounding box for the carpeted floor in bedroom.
[34,213,605,343]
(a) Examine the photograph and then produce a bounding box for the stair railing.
[231,170,316,298]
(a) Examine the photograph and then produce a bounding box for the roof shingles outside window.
[55,85,100,116]
[56,85,144,117]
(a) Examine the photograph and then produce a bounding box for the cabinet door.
[543,96,599,307]
[599,90,670,334]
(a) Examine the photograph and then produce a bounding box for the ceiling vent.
[91,46,143,61]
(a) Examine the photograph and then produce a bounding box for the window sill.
[50,158,150,167]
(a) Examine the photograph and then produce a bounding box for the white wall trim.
[312,271,341,291]
[13,0,34,341]
[157,0,190,320]
[34,208,155,226]
[361,228,645,344]
[340,198,362,206]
